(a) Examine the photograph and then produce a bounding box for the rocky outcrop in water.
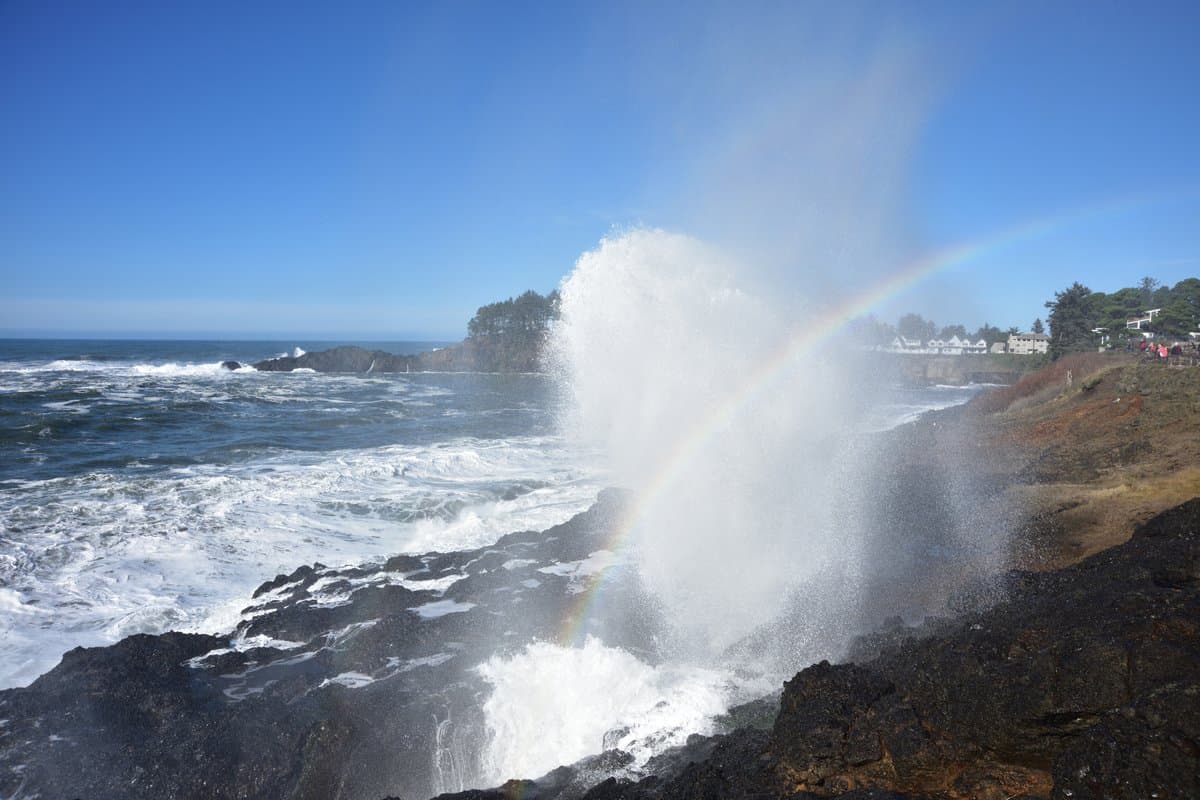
[253,345,421,373]
[252,336,546,374]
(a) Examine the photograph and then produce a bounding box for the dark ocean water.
[0,339,604,688]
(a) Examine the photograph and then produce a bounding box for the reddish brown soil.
[961,354,1200,568]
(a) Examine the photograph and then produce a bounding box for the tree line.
[469,276,1198,366]
[457,289,562,372]
[1044,276,1200,358]
[853,275,1198,360]
[851,314,1037,348]
[466,289,560,339]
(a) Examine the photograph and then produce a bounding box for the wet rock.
[249,336,547,374]
[0,491,655,800]
[604,498,1200,800]
[2,494,1196,800]
[486,498,1200,800]
[253,345,420,373]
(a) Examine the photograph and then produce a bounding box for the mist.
[475,10,1014,787]
[546,14,1002,661]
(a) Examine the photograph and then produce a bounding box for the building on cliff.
[882,336,989,355]
[1007,331,1050,354]
[941,335,988,355]
[1126,308,1162,331]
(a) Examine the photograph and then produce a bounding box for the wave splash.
[475,229,1010,785]
[551,229,867,654]
[477,637,733,784]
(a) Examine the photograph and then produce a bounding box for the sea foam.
[0,434,602,688]
[478,637,732,783]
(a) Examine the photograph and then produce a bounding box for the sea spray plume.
[550,229,867,654]
[476,636,730,784]
[666,27,936,299]
[541,192,1172,664]
[475,227,1032,786]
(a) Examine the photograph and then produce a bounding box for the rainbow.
[553,190,1168,647]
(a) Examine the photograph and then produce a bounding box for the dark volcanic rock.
[3,493,1197,800]
[451,498,1200,800]
[251,337,546,374]
[221,360,243,370]
[0,490,664,800]
[253,345,420,373]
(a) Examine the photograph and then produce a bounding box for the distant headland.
[250,290,559,374]
[244,276,1200,381]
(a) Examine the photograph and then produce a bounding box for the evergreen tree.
[848,314,896,345]
[939,324,968,340]
[1045,282,1095,359]
[1139,276,1161,308]
[1031,318,1044,334]
[1154,278,1200,336]
[465,290,561,370]
[897,313,936,342]
[466,290,559,339]
[972,322,1005,345]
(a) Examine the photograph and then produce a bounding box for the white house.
[950,336,988,355]
[929,336,989,355]
[1007,332,1049,355]
[1126,309,1162,331]
[883,335,991,355]
[990,341,1007,354]
[885,336,935,354]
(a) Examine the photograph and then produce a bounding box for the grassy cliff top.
[902,352,1200,569]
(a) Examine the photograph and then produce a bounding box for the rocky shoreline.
[3,491,1193,799]
[2,358,1197,799]
[438,498,1198,800]
[0,492,666,800]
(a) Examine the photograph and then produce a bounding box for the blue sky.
[2,1,1197,339]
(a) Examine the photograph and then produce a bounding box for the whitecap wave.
[0,436,604,688]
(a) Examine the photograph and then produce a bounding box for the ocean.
[0,339,606,689]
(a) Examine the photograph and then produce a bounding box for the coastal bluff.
[253,289,557,374]
[863,351,1029,387]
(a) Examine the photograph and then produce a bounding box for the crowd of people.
[1131,337,1200,365]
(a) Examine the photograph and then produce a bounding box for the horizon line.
[0,332,462,343]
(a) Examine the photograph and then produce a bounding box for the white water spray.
[475,14,1007,785]
[551,229,867,653]
[477,637,732,784]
